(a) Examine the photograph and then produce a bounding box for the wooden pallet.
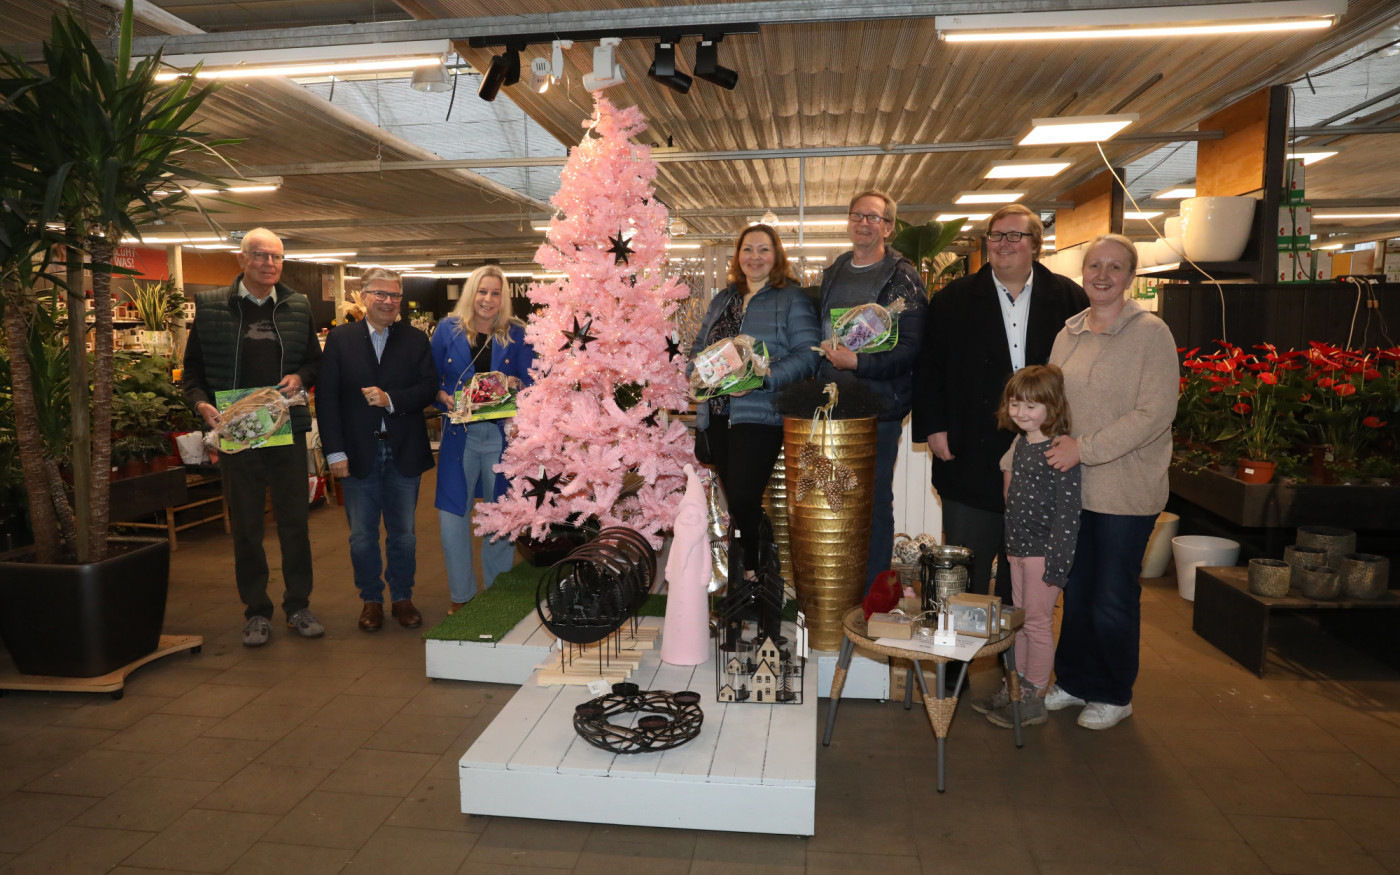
[0,634,203,699]
[534,623,661,685]
[459,621,816,835]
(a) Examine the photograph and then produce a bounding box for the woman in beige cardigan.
[1041,234,1179,731]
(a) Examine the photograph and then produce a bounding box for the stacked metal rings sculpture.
[572,683,704,754]
[537,525,657,644]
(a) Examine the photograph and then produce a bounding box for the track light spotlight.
[694,38,738,90]
[477,47,520,101]
[582,37,625,91]
[648,42,692,94]
[529,56,551,92]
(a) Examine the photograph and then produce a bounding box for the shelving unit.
[120,469,228,551]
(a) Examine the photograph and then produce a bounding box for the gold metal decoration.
[783,385,877,651]
[762,447,793,584]
[704,471,729,594]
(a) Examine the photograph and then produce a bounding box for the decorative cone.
[783,415,877,651]
[661,465,711,666]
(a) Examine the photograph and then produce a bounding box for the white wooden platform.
[428,609,894,700]
[459,620,817,835]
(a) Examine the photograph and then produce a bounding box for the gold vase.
[762,447,793,583]
[783,416,878,651]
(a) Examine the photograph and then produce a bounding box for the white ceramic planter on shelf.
[1171,535,1240,601]
[1180,196,1256,262]
[1164,216,1183,239]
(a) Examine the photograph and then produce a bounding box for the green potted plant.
[111,390,169,476]
[0,0,231,677]
[890,218,966,294]
[124,279,185,356]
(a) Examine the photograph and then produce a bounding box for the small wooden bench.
[1192,566,1400,676]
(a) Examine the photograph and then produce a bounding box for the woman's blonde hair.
[451,265,519,344]
[996,364,1072,438]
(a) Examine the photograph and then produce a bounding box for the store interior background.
[4,1,1400,873]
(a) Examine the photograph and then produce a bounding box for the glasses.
[248,251,284,263]
[367,290,403,302]
[848,212,887,225]
[986,231,1030,243]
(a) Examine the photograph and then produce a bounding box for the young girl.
[974,364,1081,729]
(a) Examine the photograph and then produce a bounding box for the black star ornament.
[664,335,683,361]
[642,409,660,427]
[559,315,597,352]
[606,230,635,266]
[522,471,564,509]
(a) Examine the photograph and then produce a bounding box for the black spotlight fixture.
[695,37,738,90]
[478,47,521,101]
[647,41,692,94]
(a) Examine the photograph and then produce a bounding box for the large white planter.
[1140,512,1179,578]
[1180,196,1256,262]
[1171,535,1240,601]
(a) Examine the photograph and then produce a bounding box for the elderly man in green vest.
[182,227,324,647]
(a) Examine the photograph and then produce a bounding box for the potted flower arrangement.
[0,0,231,677]
[124,279,185,357]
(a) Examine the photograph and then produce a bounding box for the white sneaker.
[1043,684,1087,711]
[1077,702,1133,730]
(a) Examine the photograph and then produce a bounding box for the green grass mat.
[425,563,797,642]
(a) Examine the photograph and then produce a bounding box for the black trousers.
[704,416,784,571]
[941,497,1012,602]
[220,430,314,620]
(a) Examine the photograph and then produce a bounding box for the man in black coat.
[317,268,437,632]
[912,204,1088,602]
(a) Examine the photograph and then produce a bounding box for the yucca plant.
[125,278,186,332]
[0,0,234,563]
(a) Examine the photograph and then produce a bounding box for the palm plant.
[0,0,232,563]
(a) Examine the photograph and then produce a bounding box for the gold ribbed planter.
[762,447,793,582]
[783,416,878,651]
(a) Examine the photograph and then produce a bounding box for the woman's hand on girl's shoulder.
[1045,436,1080,472]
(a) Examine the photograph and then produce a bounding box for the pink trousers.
[1009,555,1060,691]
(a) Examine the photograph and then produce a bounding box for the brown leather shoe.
[391,598,422,629]
[446,601,469,616]
[358,601,384,632]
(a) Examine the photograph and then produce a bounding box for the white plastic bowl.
[1180,196,1256,262]
[1171,535,1241,601]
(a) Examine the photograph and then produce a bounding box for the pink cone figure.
[661,464,711,666]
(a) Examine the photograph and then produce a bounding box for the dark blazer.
[911,262,1088,513]
[317,320,438,480]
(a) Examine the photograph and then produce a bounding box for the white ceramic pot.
[1134,240,1158,269]
[1179,196,1256,262]
[1140,512,1180,578]
[1149,238,1178,266]
[1164,216,1183,239]
[1171,535,1241,601]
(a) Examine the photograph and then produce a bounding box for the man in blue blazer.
[317,268,438,632]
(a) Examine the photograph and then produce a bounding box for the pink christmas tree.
[476,97,694,546]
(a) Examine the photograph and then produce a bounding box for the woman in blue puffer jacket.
[691,224,821,576]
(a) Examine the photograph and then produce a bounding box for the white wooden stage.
[428,611,892,699]
[458,619,818,835]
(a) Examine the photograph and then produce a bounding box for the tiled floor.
[2,483,1398,874]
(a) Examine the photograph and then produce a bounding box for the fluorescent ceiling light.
[751,218,849,228]
[937,1,1342,42]
[1316,243,1344,250]
[189,244,239,250]
[351,262,436,269]
[1019,114,1137,146]
[1125,211,1163,220]
[666,243,702,250]
[1313,212,1400,219]
[121,234,223,244]
[153,40,451,82]
[1287,151,1338,165]
[1044,234,1056,242]
[985,160,1072,179]
[955,191,1024,205]
[1154,187,1196,199]
[779,241,850,249]
[937,213,992,222]
[287,251,357,259]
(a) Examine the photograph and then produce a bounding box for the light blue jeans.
[439,424,515,603]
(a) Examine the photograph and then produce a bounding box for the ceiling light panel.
[1019,114,1138,145]
[937,1,1342,42]
[955,191,1025,205]
[1287,151,1338,165]
[985,160,1073,179]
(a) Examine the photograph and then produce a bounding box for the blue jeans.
[340,442,421,603]
[1052,510,1157,706]
[865,419,903,592]
[440,424,515,603]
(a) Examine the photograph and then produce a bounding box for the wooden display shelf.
[120,470,228,550]
[1169,462,1400,530]
[0,634,203,699]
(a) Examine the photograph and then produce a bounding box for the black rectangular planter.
[0,537,170,677]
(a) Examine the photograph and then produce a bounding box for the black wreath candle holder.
[572,684,704,754]
[537,526,658,645]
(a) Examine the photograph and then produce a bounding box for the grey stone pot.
[1296,526,1357,570]
[1284,545,1328,588]
[1297,564,1341,601]
[1248,558,1292,598]
[1340,553,1390,600]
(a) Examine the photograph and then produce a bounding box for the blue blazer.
[431,318,535,516]
[316,320,436,480]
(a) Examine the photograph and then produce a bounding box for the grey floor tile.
[0,791,98,854]
[348,825,474,874]
[121,808,277,873]
[260,789,399,850]
[318,748,437,797]
[223,841,354,875]
[0,824,152,874]
[196,762,330,815]
[144,736,273,783]
[72,775,220,833]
